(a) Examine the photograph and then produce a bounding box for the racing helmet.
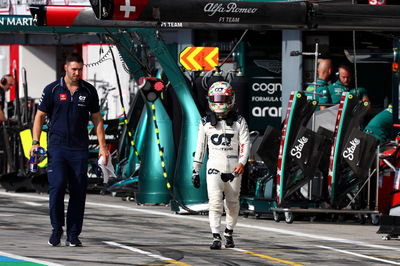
[208,81,235,114]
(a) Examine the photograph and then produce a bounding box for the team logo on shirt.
[334,87,342,95]
[207,168,220,174]
[211,133,234,146]
[59,94,67,101]
[78,95,87,107]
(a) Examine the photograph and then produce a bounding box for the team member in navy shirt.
[30,53,108,247]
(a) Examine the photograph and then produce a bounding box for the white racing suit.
[193,113,250,234]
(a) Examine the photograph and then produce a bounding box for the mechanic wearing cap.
[30,53,108,247]
[192,81,250,250]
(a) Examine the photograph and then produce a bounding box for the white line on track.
[0,251,63,266]
[22,201,43,206]
[104,241,191,266]
[317,245,400,265]
[1,191,399,252]
[85,201,400,252]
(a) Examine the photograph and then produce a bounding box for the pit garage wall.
[0,45,11,104]
[3,44,132,119]
[19,45,57,100]
[1,45,56,102]
[82,44,132,119]
[0,45,10,81]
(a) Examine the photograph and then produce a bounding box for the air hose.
[109,46,141,162]
[148,102,203,214]
[108,32,205,214]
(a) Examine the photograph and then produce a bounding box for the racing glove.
[221,173,236,182]
[192,170,200,188]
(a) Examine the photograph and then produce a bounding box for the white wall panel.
[83,44,131,119]
[20,46,56,100]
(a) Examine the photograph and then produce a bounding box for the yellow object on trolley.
[19,129,48,168]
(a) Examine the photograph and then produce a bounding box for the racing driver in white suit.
[192,81,250,250]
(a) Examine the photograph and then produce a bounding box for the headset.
[1,77,7,86]
[1,74,12,86]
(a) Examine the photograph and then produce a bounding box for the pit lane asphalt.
[1,189,400,266]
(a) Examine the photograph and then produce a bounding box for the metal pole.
[313,41,319,101]
[309,41,319,201]
[22,68,28,124]
[311,41,319,131]
[352,0,359,97]
[367,167,371,210]
[13,69,22,128]
[2,125,13,172]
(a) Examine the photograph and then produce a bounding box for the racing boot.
[210,233,222,250]
[224,228,235,248]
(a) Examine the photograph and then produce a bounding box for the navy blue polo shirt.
[38,77,100,150]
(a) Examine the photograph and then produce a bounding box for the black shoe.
[48,229,63,247]
[224,229,235,248]
[66,236,82,247]
[210,234,222,250]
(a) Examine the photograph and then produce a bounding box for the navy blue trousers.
[47,147,88,237]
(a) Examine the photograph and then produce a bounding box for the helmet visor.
[208,94,233,103]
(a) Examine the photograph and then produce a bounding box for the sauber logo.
[290,136,308,159]
[116,0,148,20]
[59,94,67,101]
[343,138,360,161]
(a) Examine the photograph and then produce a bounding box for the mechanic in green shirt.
[321,64,369,106]
[305,59,333,110]
[364,105,394,144]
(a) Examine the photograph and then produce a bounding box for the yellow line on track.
[165,259,191,266]
[233,248,304,266]
[104,241,191,266]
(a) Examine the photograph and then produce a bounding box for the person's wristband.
[32,140,40,145]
